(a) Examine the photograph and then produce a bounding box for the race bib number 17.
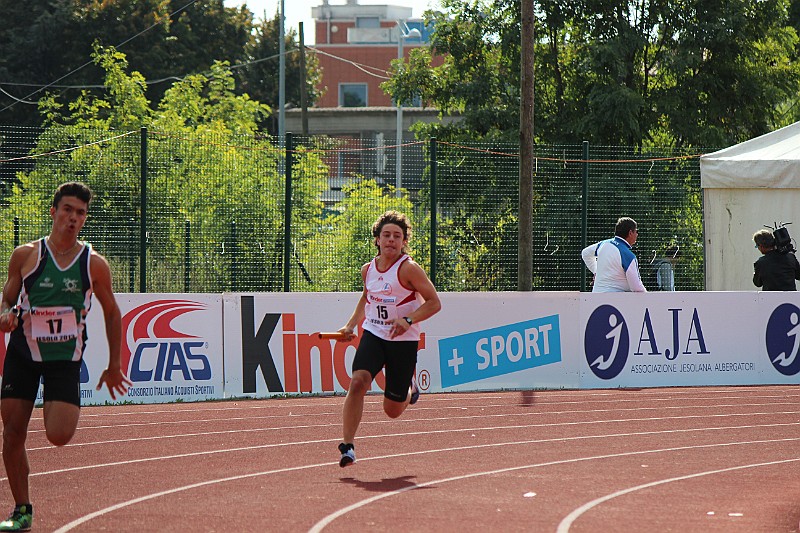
[30,307,78,343]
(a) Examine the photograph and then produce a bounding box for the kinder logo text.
[121,300,212,382]
[238,296,428,394]
[766,303,800,376]
[438,315,561,388]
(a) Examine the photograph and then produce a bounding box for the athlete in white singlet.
[334,211,441,467]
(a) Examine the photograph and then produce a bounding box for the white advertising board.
[0,294,224,405]
[4,290,800,404]
[430,292,580,392]
[222,292,582,398]
[578,291,800,388]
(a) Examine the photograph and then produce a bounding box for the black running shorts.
[2,343,82,406]
[352,329,418,403]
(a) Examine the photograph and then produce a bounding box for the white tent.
[700,122,800,290]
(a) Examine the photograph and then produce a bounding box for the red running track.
[4,386,800,532]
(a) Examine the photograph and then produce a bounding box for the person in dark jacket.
[753,229,800,290]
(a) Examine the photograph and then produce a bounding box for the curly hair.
[372,210,412,254]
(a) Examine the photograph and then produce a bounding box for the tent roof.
[700,122,800,188]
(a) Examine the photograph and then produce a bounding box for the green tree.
[0,0,253,127]
[304,180,413,291]
[3,45,328,292]
[386,0,800,147]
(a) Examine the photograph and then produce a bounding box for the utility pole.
[278,0,286,139]
[518,0,535,291]
[299,22,309,136]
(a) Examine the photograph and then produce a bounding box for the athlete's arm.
[391,260,441,338]
[90,252,131,399]
[337,263,370,340]
[0,244,33,332]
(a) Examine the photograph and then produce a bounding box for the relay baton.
[318,332,348,340]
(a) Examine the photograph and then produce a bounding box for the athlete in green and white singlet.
[12,238,93,362]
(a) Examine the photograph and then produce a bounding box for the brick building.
[286,0,456,202]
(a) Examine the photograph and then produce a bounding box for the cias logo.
[121,300,211,382]
[585,305,629,380]
[766,303,800,376]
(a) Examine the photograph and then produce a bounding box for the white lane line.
[308,442,800,532]
[555,458,800,532]
[46,434,800,532]
[24,399,800,439]
[51,388,800,421]
[23,409,800,453]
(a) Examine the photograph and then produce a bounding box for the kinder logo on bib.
[121,300,212,382]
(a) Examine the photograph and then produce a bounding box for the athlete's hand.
[389,318,410,339]
[96,367,132,400]
[0,308,19,333]
[337,327,357,341]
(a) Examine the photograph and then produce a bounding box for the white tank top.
[362,254,422,341]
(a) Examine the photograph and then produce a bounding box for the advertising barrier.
[0,295,224,405]
[2,291,799,404]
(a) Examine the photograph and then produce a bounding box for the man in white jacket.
[581,217,647,293]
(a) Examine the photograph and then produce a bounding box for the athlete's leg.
[383,394,411,419]
[342,369,373,443]
[41,360,82,446]
[42,401,80,446]
[1,398,34,505]
[382,340,418,419]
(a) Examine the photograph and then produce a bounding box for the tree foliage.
[1,45,328,292]
[0,1,318,128]
[386,0,800,147]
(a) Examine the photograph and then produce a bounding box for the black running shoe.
[338,442,355,467]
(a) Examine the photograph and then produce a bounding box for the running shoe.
[409,379,420,405]
[338,442,355,467]
[0,505,32,532]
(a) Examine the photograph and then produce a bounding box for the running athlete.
[581,217,647,293]
[334,211,441,467]
[0,182,130,531]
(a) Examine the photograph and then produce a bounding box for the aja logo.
[766,303,800,376]
[585,305,629,380]
[121,300,212,382]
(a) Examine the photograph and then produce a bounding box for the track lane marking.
[22,410,800,452]
[46,434,800,531]
[556,457,800,532]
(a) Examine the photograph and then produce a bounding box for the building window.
[356,17,380,28]
[339,84,367,107]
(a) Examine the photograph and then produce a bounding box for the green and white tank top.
[15,238,93,362]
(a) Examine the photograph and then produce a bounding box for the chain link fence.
[0,126,709,293]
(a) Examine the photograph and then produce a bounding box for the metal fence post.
[284,133,293,292]
[13,216,19,248]
[184,219,191,292]
[230,221,237,292]
[129,218,136,292]
[139,126,148,293]
[430,137,438,286]
[581,140,589,292]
